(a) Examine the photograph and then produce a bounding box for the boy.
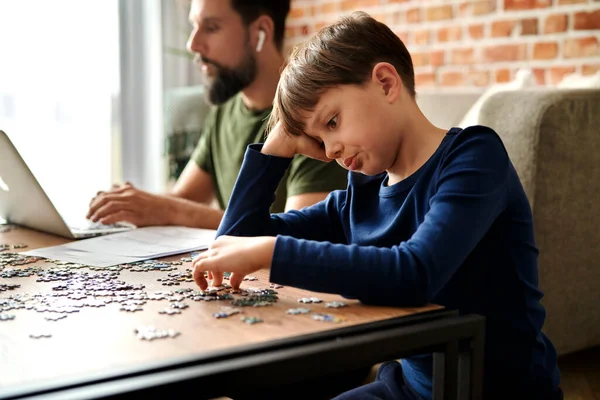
[191,11,563,400]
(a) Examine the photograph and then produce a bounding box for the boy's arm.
[217,144,347,244]
[269,129,511,307]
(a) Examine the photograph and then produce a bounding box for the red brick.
[452,48,475,65]
[533,42,559,60]
[582,64,600,75]
[483,44,527,62]
[574,10,600,30]
[372,13,387,23]
[285,27,296,39]
[289,6,306,19]
[412,52,430,67]
[441,71,466,86]
[396,31,409,44]
[544,14,568,34]
[532,68,546,85]
[458,2,470,17]
[469,71,491,86]
[430,50,445,67]
[315,22,327,31]
[414,30,431,45]
[407,8,421,23]
[491,20,516,37]
[426,5,453,21]
[341,0,379,11]
[437,26,463,42]
[495,69,512,83]
[504,0,551,10]
[473,0,496,15]
[564,37,600,58]
[415,73,436,87]
[549,67,576,85]
[521,18,538,35]
[320,2,339,14]
[393,11,404,25]
[459,0,496,16]
[468,24,485,39]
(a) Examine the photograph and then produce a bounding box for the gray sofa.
[417,88,600,356]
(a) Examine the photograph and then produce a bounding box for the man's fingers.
[90,201,136,223]
[98,210,138,226]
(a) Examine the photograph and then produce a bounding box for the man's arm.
[170,160,215,204]
[87,160,224,230]
[165,160,224,228]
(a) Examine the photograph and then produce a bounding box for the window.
[0,0,120,223]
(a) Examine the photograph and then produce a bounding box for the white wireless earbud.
[256,30,266,53]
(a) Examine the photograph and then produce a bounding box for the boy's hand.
[262,122,329,162]
[191,236,277,290]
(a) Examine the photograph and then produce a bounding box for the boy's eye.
[327,115,338,129]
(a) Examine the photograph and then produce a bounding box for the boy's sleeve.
[217,144,347,244]
[190,108,217,175]
[286,155,349,196]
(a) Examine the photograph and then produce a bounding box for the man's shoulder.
[210,93,242,117]
[287,155,348,193]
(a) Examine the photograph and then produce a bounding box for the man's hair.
[268,11,416,136]
[231,0,290,51]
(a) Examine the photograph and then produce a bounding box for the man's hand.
[191,236,276,290]
[262,122,329,162]
[87,183,169,227]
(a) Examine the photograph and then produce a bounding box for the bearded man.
[87,0,347,229]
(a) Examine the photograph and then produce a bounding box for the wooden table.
[0,226,485,400]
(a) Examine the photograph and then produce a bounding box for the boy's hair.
[268,11,415,137]
[231,0,290,51]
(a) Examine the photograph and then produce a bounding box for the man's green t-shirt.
[191,94,348,213]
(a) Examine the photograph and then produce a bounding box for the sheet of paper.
[23,226,217,267]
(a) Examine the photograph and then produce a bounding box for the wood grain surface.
[0,226,442,391]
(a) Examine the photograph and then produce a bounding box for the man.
[87,0,347,229]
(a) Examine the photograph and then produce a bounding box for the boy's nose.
[325,144,342,160]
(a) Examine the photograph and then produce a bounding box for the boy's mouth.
[343,154,358,170]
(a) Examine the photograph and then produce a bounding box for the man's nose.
[187,28,205,54]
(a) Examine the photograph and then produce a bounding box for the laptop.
[0,130,134,239]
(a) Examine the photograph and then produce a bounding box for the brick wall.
[285,0,600,88]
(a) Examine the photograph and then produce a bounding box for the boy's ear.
[371,62,402,103]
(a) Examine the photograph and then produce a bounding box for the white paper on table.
[23,226,217,267]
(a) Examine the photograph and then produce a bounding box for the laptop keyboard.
[70,220,131,232]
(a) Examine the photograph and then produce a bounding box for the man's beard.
[198,48,257,105]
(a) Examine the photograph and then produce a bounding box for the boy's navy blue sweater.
[216,126,561,398]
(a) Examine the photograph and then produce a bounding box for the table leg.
[433,317,485,400]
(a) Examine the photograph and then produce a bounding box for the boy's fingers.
[211,271,224,287]
[192,257,211,290]
[229,273,245,290]
[193,268,208,290]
